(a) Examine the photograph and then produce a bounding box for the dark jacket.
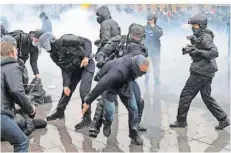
[96,6,121,49]
[189,29,218,78]
[145,24,163,56]
[49,34,95,87]
[97,35,148,61]
[1,57,34,118]
[9,31,39,75]
[0,25,8,37]
[84,55,143,105]
[41,17,52,33]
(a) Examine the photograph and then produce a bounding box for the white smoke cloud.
[1,4,229,101]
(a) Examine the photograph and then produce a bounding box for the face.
[139,61,149,72]
[31,37,39,47]
[192,24,200,29]
[9,47,18,59]
[148,19,155,25]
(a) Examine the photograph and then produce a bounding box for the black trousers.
[57,68,94,115]
[177,73,227,122]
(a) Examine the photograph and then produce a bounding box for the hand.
[35,74,40,78]
[96,61,105,68]
[29,105,36,118]
[80,57,89,68]
[82,103,89,115]
[64,87,71,96]
[189,50,201,56]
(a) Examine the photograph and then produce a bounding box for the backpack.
[57,34,84,71]
[9,30,30,60]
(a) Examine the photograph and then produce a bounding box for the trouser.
[92,81,142,136]
[118,87,139,137]
[145,55,161,86]
[1,115,29,152]
[57,68,94,115]
[176,73,227,122]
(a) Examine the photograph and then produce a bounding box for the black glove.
[189,49,201,56]
[96,61,105,68]
[94,40,101,46]
[24,118,35,136]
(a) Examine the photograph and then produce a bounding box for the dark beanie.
[30,30,44,39]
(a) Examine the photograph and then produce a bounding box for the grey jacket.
[189,29,218,78]
[1,57,34,118]
[41,17,52,33]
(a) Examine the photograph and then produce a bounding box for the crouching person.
[82,55,149,145]
[1,42,36,152]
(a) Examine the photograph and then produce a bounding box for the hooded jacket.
[84,55,146,105]
[1,57,34,118]
[96,6,121,49]
[49,34,95,87]
[9,30,40,75]
[189,29,218,78]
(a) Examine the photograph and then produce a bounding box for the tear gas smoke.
[1,4,229,102]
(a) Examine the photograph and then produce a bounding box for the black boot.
[130,135,143,145]
[46,109,65,121]
[103,120,112,137]
[89,102,104,138]
[138,99,147,132]
[215,118,230,130]
[75,113,92,130]
[169,121,187,128]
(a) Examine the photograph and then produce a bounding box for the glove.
[189,49,201,56]
[28,105,36,119]
[24,118,35,136]
[96,61,105,68]
[94,40,101,46]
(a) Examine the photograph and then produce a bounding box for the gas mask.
[97,16,104,24]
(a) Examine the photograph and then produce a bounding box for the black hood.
[96,5,111,20]
[1,57,17,66]
[130,55,148,79]
[198,29,214,39]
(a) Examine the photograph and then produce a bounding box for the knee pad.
[138,98,144,110]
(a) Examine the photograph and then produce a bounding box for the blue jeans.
[102,97,115,123]
[103,82,139,136]
[1,115,29,152]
